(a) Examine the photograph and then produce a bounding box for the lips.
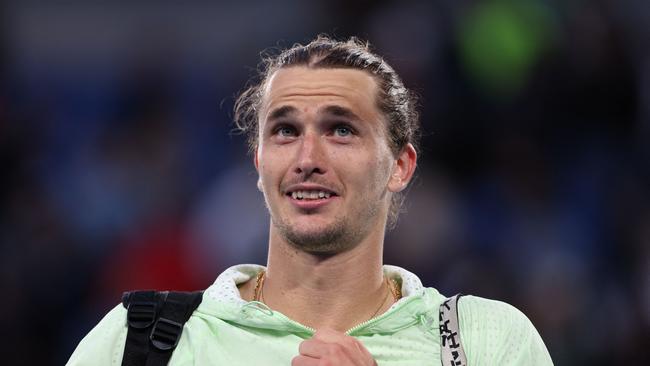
[289,190,332,200]
[285,184,338,198]
[284,184,339,208]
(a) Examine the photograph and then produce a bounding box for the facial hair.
[268,189,386,255]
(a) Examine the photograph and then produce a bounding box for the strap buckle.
[127,301,157,329]
[150,317,183,351]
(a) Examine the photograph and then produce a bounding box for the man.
[68,36,553,365]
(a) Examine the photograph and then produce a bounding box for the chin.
[273,215,356,254]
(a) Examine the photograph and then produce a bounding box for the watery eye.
[334,126,352,137]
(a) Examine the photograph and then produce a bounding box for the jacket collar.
[198,264,440,335]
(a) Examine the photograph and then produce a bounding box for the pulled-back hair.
[234,35,420,227]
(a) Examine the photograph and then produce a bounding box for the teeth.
[290,190,333,200]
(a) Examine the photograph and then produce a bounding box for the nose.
[294,132,327,178]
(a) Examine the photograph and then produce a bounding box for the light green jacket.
[68,264,553,365]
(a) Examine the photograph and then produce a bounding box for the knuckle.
[330,343,345,355]
[343,337,357,348]
[298,340,309,353]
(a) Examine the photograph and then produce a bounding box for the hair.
[234,35,420,228]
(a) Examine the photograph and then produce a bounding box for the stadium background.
[1,0,648,364]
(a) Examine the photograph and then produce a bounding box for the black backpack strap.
[122,291,161,366]
[121,290,203,366]
[439,294,467,366]
[145,291,203,366]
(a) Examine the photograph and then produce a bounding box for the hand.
[292,328,377,366]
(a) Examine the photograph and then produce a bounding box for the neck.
[256,225,391,332]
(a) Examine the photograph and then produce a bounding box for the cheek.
[344,151,389,190]
[257,159,280,190]
[258,148,285,178]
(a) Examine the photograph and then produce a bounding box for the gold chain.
[368,277,395,319]
[253,270,266,302]
[387,277,402,301]
[252,270,402,312]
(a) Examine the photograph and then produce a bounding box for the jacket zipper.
[346,296,419,335]
[270,296,420,335]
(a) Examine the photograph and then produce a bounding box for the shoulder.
[67,304,128,365]
[456,295,554,365]
[457,295,527,330]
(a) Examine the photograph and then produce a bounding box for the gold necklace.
[253,270,266,302]
[252,271,402,308]
[368,277,393,319]
[387,277,402,302]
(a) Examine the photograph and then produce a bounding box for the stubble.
[269,191,385,255]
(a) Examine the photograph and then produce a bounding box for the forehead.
[260,67,381,120]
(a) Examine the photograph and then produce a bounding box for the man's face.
[255,66,409,253]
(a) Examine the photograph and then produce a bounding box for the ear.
[254,147,263,192]
[388,143,417,193]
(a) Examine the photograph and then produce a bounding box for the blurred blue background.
[1,0,648,364]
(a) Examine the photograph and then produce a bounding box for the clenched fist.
[292,328,377,366]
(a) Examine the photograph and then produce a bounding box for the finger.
[313,329,363,361]
[299,339,353,361]
[317,330,376,365]
[352,338,375,362]
[298,339,328,358]
[312,328,349,343]
[309,329,377,365]
[291,355,320,366]
[338,336,375,365]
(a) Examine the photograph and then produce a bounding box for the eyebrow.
[267,105,298,121]
[266,104,363,122]
[320,105,362,121]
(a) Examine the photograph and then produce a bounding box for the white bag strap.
[439,294,467,366]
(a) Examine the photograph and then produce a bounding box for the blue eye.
[277,126,296,137]
[334,126,352,137]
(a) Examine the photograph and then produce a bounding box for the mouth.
[284,186,339,209]
[286,189,336,201]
